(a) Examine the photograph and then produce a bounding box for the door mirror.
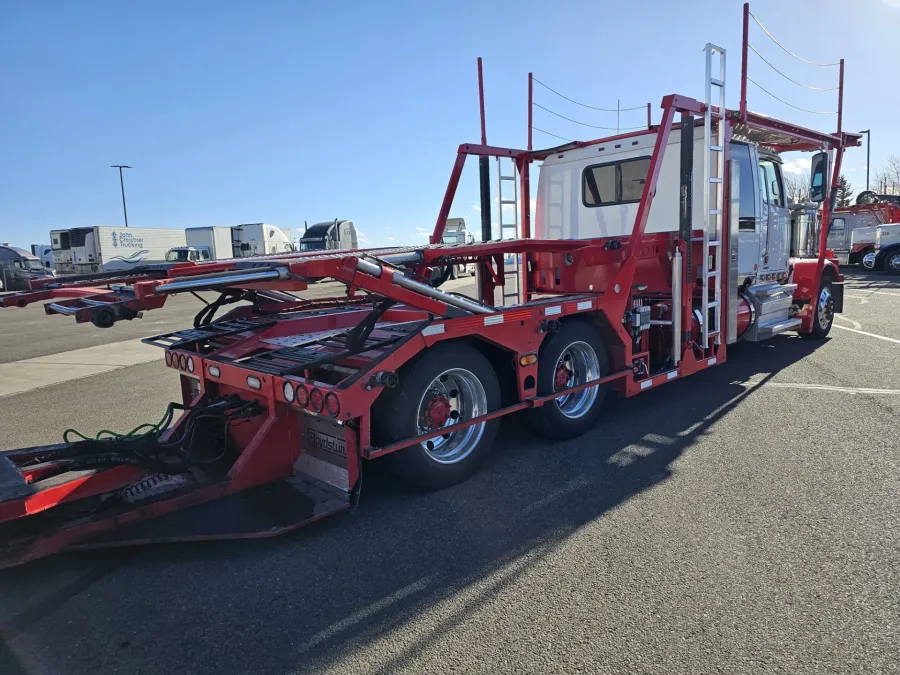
[809,151,829,203]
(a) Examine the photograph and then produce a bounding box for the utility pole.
[110,165,132,227]
[857,130,870,191]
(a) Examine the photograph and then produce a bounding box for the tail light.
[178,354,187,370]
[309,388,324,413]
[187,356,195,373]
[295,384,309,407]
[282,381,295,403]
[325,392,340,417]
[165,352,173,367]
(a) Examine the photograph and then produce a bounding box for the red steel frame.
[0,3,862,568]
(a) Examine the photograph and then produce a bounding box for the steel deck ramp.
[142,317,278,350]
[229,321,426,376]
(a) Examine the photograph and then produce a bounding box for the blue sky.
[2,0,898,248]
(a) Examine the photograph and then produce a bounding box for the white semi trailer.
[50,227,186,274]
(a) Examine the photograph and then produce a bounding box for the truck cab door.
[733,142,760,277]
[758,159,789,273]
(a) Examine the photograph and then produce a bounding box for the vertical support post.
[647,102,652,129]
[836,58,844,136]
[527,72,533,152]
[740,2,749,121]
[477,57,487,146]
[679,113,694,351]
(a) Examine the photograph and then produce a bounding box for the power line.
[749,11,840,67]
[747,78,837,115]
[748,44,838,91]
[532,126,573,142]
[533,102,645,131]
[532,77,646,112]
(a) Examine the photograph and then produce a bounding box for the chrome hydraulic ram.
[354,258,493,315]
[155,267,291,294]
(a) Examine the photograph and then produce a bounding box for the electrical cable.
[748,11,840,67]
[532,77,646,111]
[533,126,573,143]
[748,45,838,91]
[746,78,837,115]
[533,102,646,131]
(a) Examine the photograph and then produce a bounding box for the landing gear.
[373,343,500,489]
[527,320,609,439]
[800,280,834,340]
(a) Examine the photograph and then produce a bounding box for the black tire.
[372,342,501,490]
[884,251,900,275]
[799,279,835,340]
[526,320,609,439]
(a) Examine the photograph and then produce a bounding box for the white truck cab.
[866,223,900,273]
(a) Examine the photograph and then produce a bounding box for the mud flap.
[832,281,844,314]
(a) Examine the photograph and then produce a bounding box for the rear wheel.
[884,251,900,275]
[527,320,609,439]
[799,280,834,340]
[373,342,500,489]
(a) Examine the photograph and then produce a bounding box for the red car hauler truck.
[0,4,859,568]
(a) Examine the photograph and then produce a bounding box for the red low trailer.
[0,4,860,568]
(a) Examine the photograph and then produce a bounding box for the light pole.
[111,165,132,227]
[857,130,870,191]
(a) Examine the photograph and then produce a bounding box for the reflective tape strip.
[484,315,504,326]
[576,301,592,311]
[707,357,717,366]
[545,305,561,316]
[640,380,653,390]
[422,324,445,336]
[667,371,677,380]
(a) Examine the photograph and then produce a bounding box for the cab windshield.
[165,250,190,262]
[300,240,326,252]
[27,259,45,270]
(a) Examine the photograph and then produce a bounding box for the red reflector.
[309,388,324,413]
[295,385,309,407]
[178,354,187,370]
[325,392,340,417]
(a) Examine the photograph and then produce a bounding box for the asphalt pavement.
[0,271,898,674]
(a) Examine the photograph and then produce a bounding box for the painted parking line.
[833,324,900,345]
[0,338,162,397]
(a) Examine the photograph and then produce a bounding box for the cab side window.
[731,143,756,231]
[759,160,785,208]
[830,217,845,232]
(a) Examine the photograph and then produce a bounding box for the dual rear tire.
[373,321,609,489]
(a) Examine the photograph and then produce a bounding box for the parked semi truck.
[298,220,358,252]
[29,244,53,270]
[0,245,55,291]
[863,222,900,273]
[0,4,863,568]
[441,218,476,277]
[166,226,235,262]
[830,194,900,265]
[232,223,294,257]
[50,227,187,274]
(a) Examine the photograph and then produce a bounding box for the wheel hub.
[423,393,451,429]
[554,364,572,390]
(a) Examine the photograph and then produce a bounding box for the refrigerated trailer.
[0,4,860,568]
[50,226,187,274]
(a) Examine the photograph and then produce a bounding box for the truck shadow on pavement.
[0,336,826,675]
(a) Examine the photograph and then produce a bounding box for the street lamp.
[110,165,132,227]
[857,130,870,191]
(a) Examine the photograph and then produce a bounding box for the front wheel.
[799,280,834,340]
[526,320,609,439]
[372,342,500,489]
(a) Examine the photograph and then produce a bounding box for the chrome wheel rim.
[553,341,601,419]
[818,286,834,331]
[888,254,900,273]
[862,253,876,270]
[416,368,487,464]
